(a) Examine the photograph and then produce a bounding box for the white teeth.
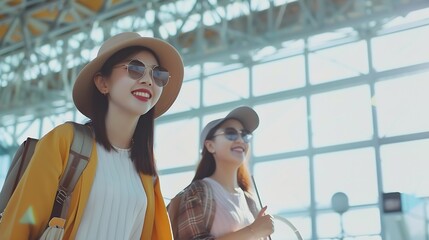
[133,92,150,98]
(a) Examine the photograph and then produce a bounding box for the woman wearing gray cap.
[168,106,274,240]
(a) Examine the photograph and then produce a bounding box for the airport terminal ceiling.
[1,0,429,154]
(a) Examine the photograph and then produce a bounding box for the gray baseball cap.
[200,106,259,150]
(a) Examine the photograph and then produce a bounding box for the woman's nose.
[138,69,152,86]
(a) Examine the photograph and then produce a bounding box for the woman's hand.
[215,206,274,240]
[248,206,274,239]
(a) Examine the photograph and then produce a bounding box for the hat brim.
[73,36,184,119]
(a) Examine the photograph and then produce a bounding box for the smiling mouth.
[232,146,245,152]
[133,91,151,98]
[132,90,152,101]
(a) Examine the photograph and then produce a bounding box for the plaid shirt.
[168,179,260,240]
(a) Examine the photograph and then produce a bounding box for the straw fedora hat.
[72,32,184,119]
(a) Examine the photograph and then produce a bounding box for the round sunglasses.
[114,59,170,87]
[212,127,253,143]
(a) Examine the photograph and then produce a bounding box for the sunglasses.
[114,59,170,87]
[212,127,253,143]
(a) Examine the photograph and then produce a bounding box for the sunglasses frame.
[113,59,170,87]
[212,127,253,143]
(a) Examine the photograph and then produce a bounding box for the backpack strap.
[0,137,38,216]
[50,122,93,219]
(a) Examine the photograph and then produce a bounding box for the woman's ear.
[94,73,109,94]
[205,140,216,154]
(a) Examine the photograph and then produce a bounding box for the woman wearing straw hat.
[0,32,184,239]
[168,106,274,240]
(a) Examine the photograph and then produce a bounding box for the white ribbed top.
[203,178,255,237]
[75,143,147,240]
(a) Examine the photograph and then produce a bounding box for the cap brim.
[72,36,184,119]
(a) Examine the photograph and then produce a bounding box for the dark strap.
[12,138,37,192]
[50,122,93,219]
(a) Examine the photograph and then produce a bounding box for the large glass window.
[253,157,310,213]
[317,207,380,239]
[375,71,429,137]
[314,148,378,207]
[316,212,343,239]
[252,56,306,96]
[202,109,231,126]
[1,126,16,147]
[164,80,200,115]
[309,41,368,84]
[203,68,249,106]
[16,119,42,144]
[253,98,308,156]
[381,139,429,197]
[342,207,381,237]
[310,85,374,147]
[159,171,194,204]
[372,25,429,71]
[41,111,74,137]
[155,118,199,169]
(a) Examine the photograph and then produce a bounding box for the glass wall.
[157,15,429,240]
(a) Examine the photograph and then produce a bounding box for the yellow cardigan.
[0,123,173,240]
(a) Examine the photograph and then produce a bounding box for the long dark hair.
[89,46,159,176]
[192,122,252,192]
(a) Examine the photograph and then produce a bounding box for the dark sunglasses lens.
[241,131,252,143]
[127,60,145,79]
[224,128,239,141]
[223,128,252,143]
[152,66,169,87]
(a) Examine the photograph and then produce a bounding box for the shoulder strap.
[0,138,38,215]
[50,122,93,219]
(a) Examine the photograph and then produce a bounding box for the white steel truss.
[1,0,429,153]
